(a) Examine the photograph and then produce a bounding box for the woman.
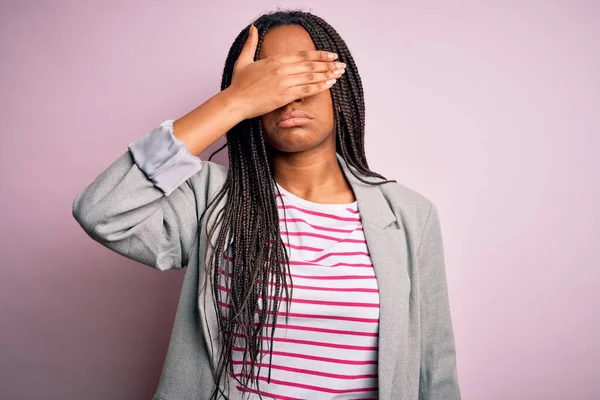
[73,10,461,400]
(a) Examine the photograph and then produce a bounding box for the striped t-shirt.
[219,182,380,399]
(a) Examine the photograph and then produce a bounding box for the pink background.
[1,1,598,399]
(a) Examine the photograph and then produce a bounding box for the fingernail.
[335,62,346,69]
[328,53,338,59]
[326,79,337,85]
[333,69,344,75]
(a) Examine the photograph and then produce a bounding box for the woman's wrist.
[172,88,245,156]
[219,86,249,122]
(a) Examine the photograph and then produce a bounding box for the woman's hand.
[227,24,346,120]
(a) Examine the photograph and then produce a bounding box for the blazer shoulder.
[380,180,435,211]
[378,180,437,234]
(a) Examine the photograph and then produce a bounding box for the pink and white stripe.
[219,183,380,400]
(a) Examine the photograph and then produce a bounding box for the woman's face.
[258,24,336,154]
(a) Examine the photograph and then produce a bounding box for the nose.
[278,97,303,111]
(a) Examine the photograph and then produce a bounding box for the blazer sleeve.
[72,119,218,271]
[416,203,462,399]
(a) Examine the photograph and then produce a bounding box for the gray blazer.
[72,120,461,400]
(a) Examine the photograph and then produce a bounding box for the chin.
[268,137,336,155]
[263,127,314,151]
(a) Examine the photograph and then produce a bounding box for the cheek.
[260,114,275,134]
[316,91,335,119]
[317,101,335,130]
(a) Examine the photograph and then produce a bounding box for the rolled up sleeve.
[127,119,202,196]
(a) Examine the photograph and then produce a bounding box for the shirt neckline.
[275,181,358,212]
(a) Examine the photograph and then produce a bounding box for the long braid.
[191,10,397,399]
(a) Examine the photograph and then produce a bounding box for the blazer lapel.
[336,153,411,400]
[198,153,410,400]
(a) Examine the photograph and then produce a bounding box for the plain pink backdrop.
[1,1,598,399]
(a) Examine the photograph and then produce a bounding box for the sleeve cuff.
[128,119,203,196]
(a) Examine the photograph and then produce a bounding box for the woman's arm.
[71,27,343,271]
[71,91,239,270]
[417,203,462,399]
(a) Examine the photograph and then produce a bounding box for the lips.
[276,110,312,128]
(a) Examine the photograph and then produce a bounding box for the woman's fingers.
[282,60,346,76]
[278,50,346,96]
[289,79,339,99]
[276,49,338,64]
[279,56,346,88]
[285,68,345,87]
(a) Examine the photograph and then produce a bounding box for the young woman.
[73,10,461,400]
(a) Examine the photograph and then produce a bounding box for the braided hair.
[196,9,397,399]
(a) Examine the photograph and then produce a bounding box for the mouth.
[276,110,312,128]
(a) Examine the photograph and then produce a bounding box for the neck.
[270,149,355,204]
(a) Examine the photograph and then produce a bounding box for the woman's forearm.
[172,88,245,157]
